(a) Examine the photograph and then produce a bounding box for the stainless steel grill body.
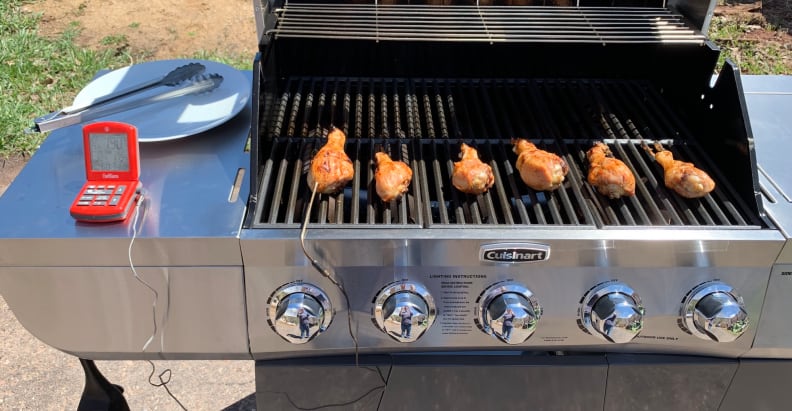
[241,230,783,359]
[0,95,253,360]
[243,0,788,363]
[742,76,792,359]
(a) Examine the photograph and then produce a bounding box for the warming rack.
[268,4,707,44]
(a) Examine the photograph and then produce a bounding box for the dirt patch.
[0,155,29,197]
[712,1,792,73]
[24,0,258,60]
[716,1,792,43]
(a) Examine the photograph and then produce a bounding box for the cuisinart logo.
[479,243,551,264]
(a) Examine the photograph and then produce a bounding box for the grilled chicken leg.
[586,142,636,199]
[452,143,495,195]
[645,142,715,198]
[512,138,569,191]
[374,152,413,202]
[307,127,354,194]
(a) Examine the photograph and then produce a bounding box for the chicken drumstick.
[512,138,569,191]
[644,142,715,199]
[586,142,636,199]
[452,143,495,195]
[374,151,413,203]
[307,127,354,194]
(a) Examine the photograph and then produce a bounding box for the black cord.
[129,197,187,411]
[146,360,188,411]
[362,366,387,386]
[300,182,360,366]
[279,385,385,411]
[273,366,387,411]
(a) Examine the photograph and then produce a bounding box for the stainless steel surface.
[268,4,706,44]
[667,0,718,33]
[242,75,791,361]
[267,282,333,344]
[0,71,252,358]
[0,266,250,359]
[475,281,541,344]
[740,75,792,358]
[372,280,436,343]
[580,280,644,343]
[241,234,781,359]
[744,76,792,243]
[0,85,251,267]
[681,281,748,343]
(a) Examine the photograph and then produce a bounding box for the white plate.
[72,59,250,142]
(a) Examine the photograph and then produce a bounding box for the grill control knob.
[373,280,436,343]
[580,281,644,343]
[475,281,542,345]
[267,282,333,344]
[681,281,749,343]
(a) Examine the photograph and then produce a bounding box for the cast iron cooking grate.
[251,76,762,228]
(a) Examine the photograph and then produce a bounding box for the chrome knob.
[476,281,541,345]
[373,281,436,343]
[681,281,749,343]
[267,282,333,344]
[580,281,644,343]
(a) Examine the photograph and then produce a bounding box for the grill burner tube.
[253,77,761,229]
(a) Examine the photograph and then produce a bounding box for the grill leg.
[77,359,130,411]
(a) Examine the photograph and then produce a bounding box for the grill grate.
[251,77,762,229]
[269,4,707,44]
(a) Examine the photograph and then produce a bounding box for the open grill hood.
[246,0,769,231]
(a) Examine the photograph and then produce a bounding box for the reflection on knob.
[580,281,644,343]
[267,282,333,344]
[373,281,436,343]
[476,281,542,345]
[682,281,749,343]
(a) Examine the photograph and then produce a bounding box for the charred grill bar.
[252,76,760,228]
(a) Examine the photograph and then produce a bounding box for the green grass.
[709,12,792,75]
[0,0,251,158]
[0,0,136,155]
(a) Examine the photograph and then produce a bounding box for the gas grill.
[241,1,792,409]
[2,0,792,410]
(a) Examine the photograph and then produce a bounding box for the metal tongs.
[31,63,224,133]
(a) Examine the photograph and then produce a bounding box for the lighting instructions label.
[430,274,486,335]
